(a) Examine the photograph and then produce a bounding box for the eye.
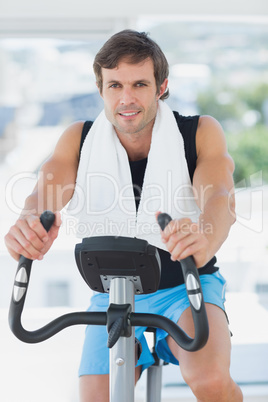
[109,83,120,88]
[136,82,146,87]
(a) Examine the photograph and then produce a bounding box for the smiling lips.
[118,111,140,118]
[119,111,140,115]
[120,112,138,116]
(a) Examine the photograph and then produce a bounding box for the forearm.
[21,162,76,217]
[20,190,41,217]
[21,188,60,217]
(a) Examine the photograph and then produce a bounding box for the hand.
[156,212,210,268]
[4,211,61,261]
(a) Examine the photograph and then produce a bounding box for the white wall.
[0,0,268,39]
[1,0,268,18]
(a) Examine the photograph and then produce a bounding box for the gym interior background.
[0,1,268,401]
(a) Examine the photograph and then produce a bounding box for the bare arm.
[193,115,236,260]
[160,115,236,267]
[5,121,84,261]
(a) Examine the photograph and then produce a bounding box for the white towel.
[68,101,200,250]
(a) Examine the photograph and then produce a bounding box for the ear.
[157,78,168,100]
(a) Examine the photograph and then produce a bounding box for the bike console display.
[75,236,161,294]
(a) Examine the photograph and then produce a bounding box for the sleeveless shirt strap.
[172,111,199,183]
[79,120,93,158]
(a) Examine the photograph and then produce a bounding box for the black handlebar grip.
[40,210,55,232]
[9,211,56,342]
[9,207,107,343]
[157,212,197,284]
[157,213,197,285]
[157,212,209,350]
[157,212,172,231]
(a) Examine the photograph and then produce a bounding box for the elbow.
[231,211,236,226]
[228,191,236,225]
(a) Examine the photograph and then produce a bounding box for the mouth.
[118,111,140,117]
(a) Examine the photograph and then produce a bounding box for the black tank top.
[80,112,218,289]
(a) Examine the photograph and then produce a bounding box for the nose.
[120,87,136,105]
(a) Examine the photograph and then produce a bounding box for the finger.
[26,215,50,242]
[51,211,62,234]
[46,211,61,242]
[162,218,192,240]
[155,211,162,220]
[40,227,59,255]
[169,233,200,261]
[15,217,49,259]
[4,231,41,261]
[162,222,192,247]
[5,212,62,262]
[179,237,209,266]
[38,211,61,255]
[54,211,62,227]
[164,230,186,249]
[17,218,47,251]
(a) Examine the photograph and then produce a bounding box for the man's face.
[99,58,168,137]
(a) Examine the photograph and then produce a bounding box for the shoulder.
[52,121,85,163]
[195,115,235,176]
[196,115,228,158]
[40,121,86,185]
[60,121,85,142]
[198,115,223,132]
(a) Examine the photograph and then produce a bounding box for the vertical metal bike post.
[109,277,135,402]
[146,355,164,402]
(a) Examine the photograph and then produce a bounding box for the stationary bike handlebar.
[9,211,209,351]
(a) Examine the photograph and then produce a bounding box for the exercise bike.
[9,211,209,402]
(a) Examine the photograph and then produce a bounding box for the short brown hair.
[93,29,169,100]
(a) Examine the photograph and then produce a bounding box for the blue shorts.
[78,271,227,376]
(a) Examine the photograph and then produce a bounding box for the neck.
[116,132,151,161]
[115,136,151,162]
[115,118,155,161]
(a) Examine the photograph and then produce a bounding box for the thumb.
[41,211,61,256]
[155,211,162,220]
[47,211,61,242]
[53,211,62,228]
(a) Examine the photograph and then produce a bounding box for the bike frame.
[9,211,209,402]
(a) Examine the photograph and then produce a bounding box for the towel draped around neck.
[68,101,200,250]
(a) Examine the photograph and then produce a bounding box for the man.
[5,30,243,401]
